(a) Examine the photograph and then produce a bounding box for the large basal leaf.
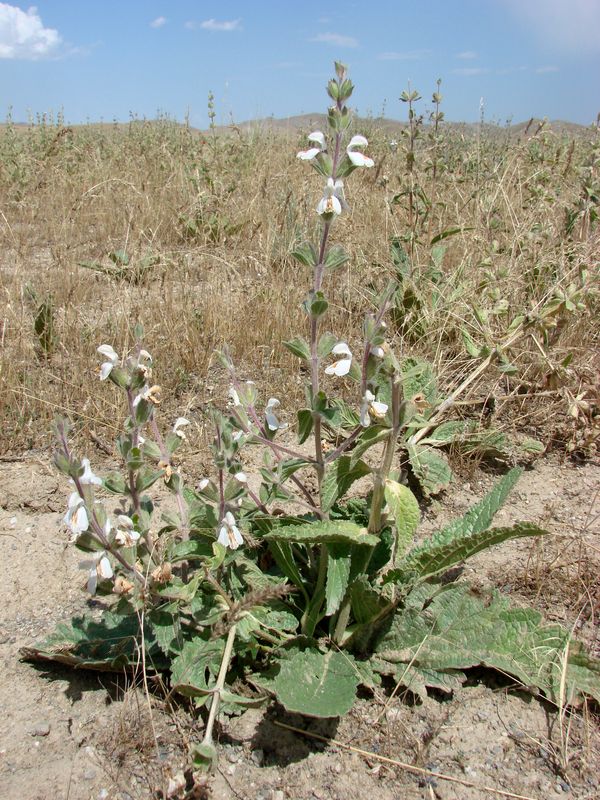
[401,357,438,406]
[264,519,379,547]
[270,648,359,717]
[20,611,164,671]
[321,456,371,512]
[384,479,420,559]
[373,584,600,705]
[441,467,522,539]
[407,444,452,496]
[386,522,547,585]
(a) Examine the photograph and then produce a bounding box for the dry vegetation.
[1,109,600,799]
[0,113,598,459]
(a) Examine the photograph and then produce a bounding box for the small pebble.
[251,748,265,766]
[29,721,50,737]
[84,769,97,780]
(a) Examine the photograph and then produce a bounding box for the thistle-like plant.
[24,64,600,774]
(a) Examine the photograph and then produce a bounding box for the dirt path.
[1,456,598,800]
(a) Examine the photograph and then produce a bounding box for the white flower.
[173,417,190,439]
[80,458,102,486]
[64,492,89,539]
[139,349,152,362]
[265,397,288,431]
[347,134,374,168]
[114,515,141,547]
[325,342,353,377]
[297,130,326,160]
[132,384,161,409]
[228,387,241,406]
[97,344,119,381]
[79,551,113,594]
[197,477,210,491]
[217,511,243,550]
[317,177,343,217]
[360,390,389,427]
[234,471,247,483]
[371,345,385,358]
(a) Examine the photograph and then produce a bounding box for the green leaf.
[407,445,452,496]
[401,358,438,406]
[349,425,390,469]
[291,242,318,267]
[264,519,378,547]
[324,244,349,271]
[387,522,547,585]
[170,639,224,697]
[268,541,307,597]
[390,237,411,279]
[317,332,338,358]
[192,742,217,772]
[325,544,351,615]
[420,420,467,446]
[220,690,268,709]
[297,409,313,444]
[350,577,389,625]
[136,466,163,492]
[149,607,182,656]
[519,438,545,455]
[103,472,127,494]
[283,337,311,361]
[461,328,483,358]
[278,457,312,482]
[321,456,371,512]
[384,480,420,559]
[430,226,472,245]
[373,584,600,704]
[20,611,164,672]
[270,649,359,717]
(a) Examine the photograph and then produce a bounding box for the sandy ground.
[0,455,599,800]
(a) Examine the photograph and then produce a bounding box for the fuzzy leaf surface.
[270,649,359,717]
[386,522,547,585]
[264,519,378,547]
[321,456,371,512]
[384,480,420,559]
[325,544,352,615]
[407,445,452,496]
[373,584,600,704]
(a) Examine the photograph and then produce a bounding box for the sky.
[1,0,599,127]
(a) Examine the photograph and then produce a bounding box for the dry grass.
[0,115,598,456]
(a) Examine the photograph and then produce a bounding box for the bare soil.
[1,455,599,800]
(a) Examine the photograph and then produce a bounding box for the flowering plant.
[25,63,600,773]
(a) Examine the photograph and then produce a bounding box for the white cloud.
[536,65,560,74]
[452,67,489,76]
[0,3,62,59]
[199,18,241,32]
[311,32,358,48]
[501,0,600,54]
[377,49,431,61]
[456,50,477,60]
[150,16,167,29]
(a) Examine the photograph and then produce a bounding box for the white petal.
[348,134,368,149]
[325,357,352,377]
[348,151,374,168]
[297,147,321,161]
[234,471,247,483]
[266,397,280,410]
[197,478,209,491]
[308,130,325,146]
[228,387,241,406]
[371,345,385,358]
[87,569,98,595]
[217,526,229,548]
[139,349,152,361]
[365,390,375,403]
[360,402,371,428]
[98,555,113,580]
[371,401,389,417]
[73,505,89,533]
[80,458,102,486]
[67,491,81,510]
[173,417,190,431]
[230,525,243,549]
[332,342,352,357]
[224,511,236,526]
[99,361,113,381]
[117,514,134,529]
[97,344,118,361]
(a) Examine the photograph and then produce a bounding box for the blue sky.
[1,1,599,126]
